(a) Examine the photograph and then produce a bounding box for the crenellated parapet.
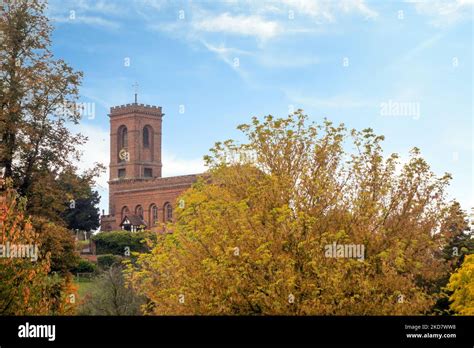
[109,103,163,117]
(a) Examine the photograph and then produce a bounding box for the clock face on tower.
[119,148,130,162]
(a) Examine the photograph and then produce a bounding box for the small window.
[144,168,153,178]
[118,169,126,178]
[164,202,173,222]
[143,127,150,148]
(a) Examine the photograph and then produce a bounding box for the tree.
[126,111,457,315]
[32,216,80,274]
[446,254,474,315]
[0,182,76,314]
[432,202,473,314]
[61,185,101,232]
[0,0,83,181]
[24,164,104,228]
[440,202,473,268]
[0,0,104,217]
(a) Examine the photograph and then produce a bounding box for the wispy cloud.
[286,92,376,109]
[401,33,444,62]
[133,0,168,11]
[51,15,120,29]
[149,0,378,41]
[200,41,253,83]
[201,41,252,66]
[47,0,123,17]
[193,12,282,40]
[338,0,379,19]
[407,0,473,27]
[275,0,378,21]
[48,0,122,29]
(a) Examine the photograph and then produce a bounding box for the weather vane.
[132,82,139,104]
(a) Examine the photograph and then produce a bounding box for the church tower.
[109,102,163,181]
[107,101,163,218]
[101,96,198,232]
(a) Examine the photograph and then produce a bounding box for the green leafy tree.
[26,164,104,227]
[432,202,473,314]
[62,188,101,232]
[441,202,473,267]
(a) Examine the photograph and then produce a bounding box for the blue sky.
[45,0,473,214]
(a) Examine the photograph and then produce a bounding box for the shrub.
[73,259,97,273]
[33,217,81,274]
[98,254,124,269]
[92,230,155,255]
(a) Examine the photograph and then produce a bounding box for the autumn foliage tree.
[0,0,101,314]
[0,183,76,314]
[0,0,103,218]
[0,0,83,182]
[126,110,462,315]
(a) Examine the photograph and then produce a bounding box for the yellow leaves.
[254,242,272,266]
[125,112,456,315]
[333,229,348,240]
[446,255,474,315]
[395,256,405,270]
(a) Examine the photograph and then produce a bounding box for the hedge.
[92,230,156,256]
[72,259,97,273]
[97,254,124,269]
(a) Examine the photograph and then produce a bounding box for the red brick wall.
[107,174,198,231]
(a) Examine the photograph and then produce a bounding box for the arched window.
[135,205,144,219]
[121,206,129,220]
[164,202,173,222]
[143,126,150,148]
[118,126,128,162]
[150,204,158,226]
[118,126,128,148]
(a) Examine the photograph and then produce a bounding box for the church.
[100,100,200,232]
